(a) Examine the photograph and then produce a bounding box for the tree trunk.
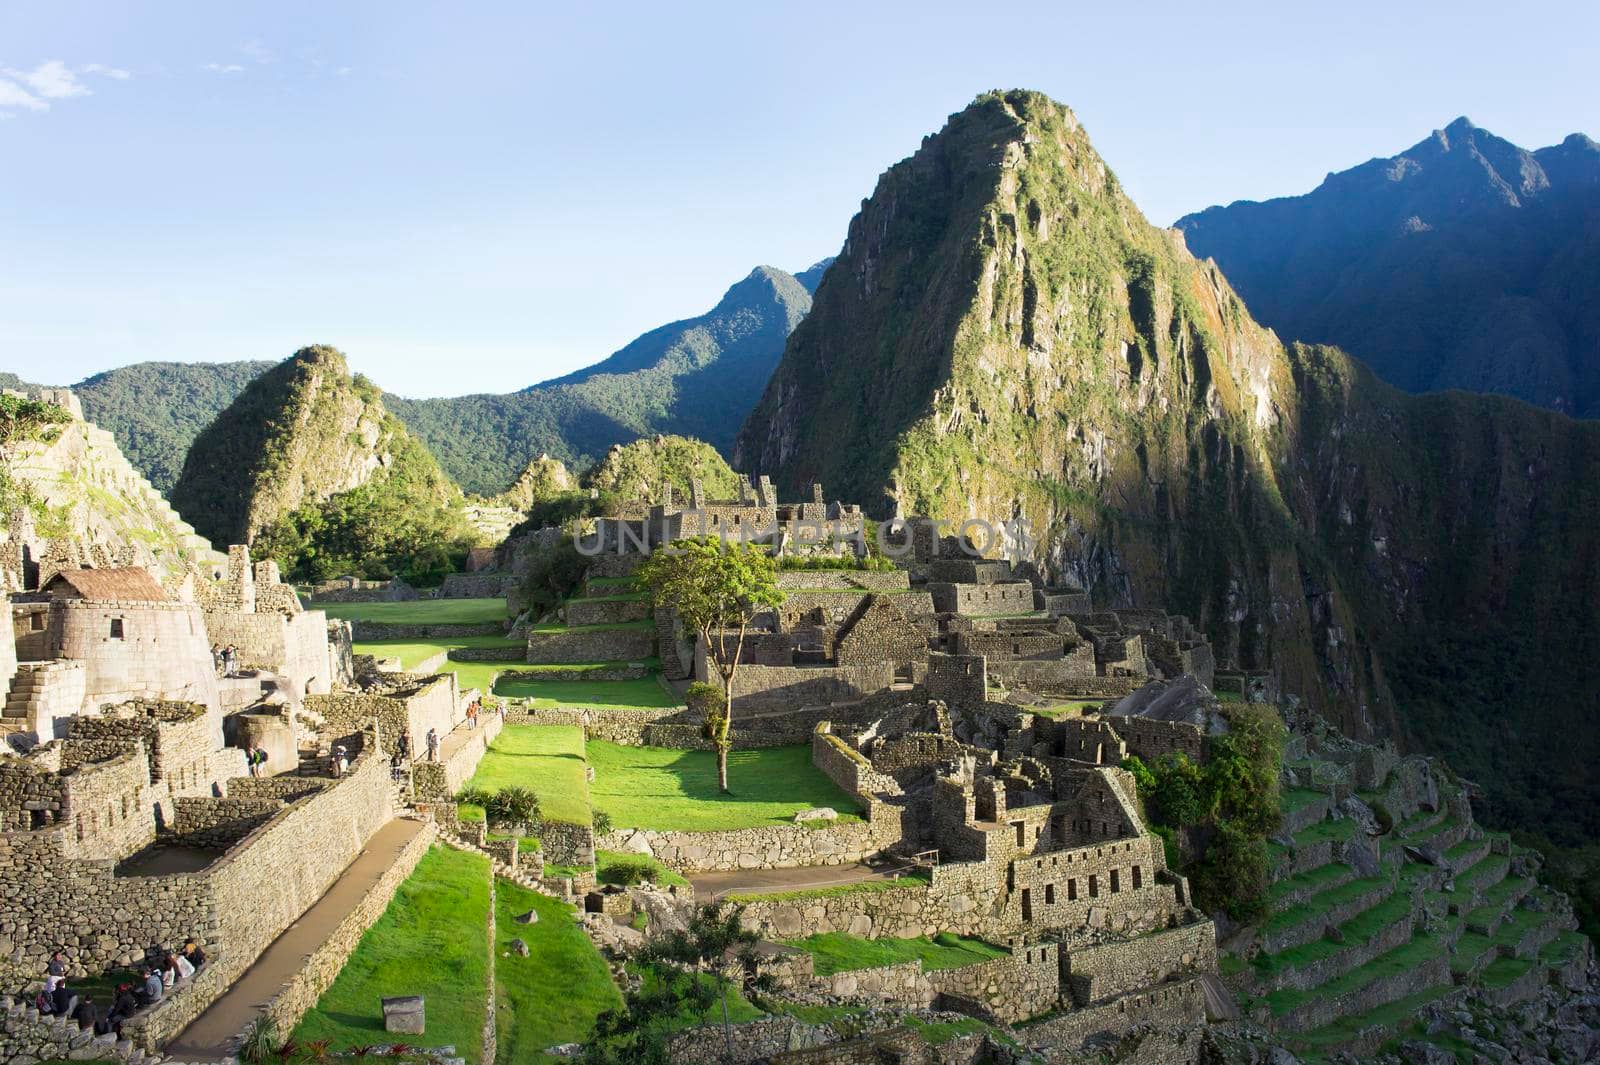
[718,675,735,793]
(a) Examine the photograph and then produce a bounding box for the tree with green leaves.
[637,537,783,792]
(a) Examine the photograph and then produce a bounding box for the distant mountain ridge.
[387,261,828,494]
[1176,118,1600,416]
[3,362,275,494]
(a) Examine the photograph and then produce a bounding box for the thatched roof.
[43,567,170,603]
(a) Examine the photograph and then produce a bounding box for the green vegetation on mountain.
[73,360,274,492]
[1177,119,1600,416]
[498,453,574,510]
[171,345,472,583]
[737,90,1600,849]
[386,265,818,494]
[586,434,742,503]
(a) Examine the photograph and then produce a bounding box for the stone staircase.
[77,423,228,570]
[1,661,83,736]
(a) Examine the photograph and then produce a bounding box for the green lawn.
[596,849,690,887]
[354,634,523,694]
[494,677,679,710]
[295,846,491,1063]
[493,878,621,1063]
[787,932,1007,976]
[587,742,862,832]
[315,598,508,624]
[463,726,592,826]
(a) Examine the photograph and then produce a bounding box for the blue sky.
[2,1,1595,397]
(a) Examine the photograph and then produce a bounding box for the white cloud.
[81,63,131,80]
[203,62,245,74]
[4,60,90,100]
[0,77,47,112]
[336,66,352,77]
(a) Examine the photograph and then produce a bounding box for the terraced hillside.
[1224,724,1594,1059]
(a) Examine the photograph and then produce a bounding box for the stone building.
[9,567,223,738]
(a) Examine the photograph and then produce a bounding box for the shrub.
[592,810,613,837]
[485,785,542,832]
[686,682,727,740]
[600,855,656,886]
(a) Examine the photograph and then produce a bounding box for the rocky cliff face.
[170,345,462,546]
[1177,118,1600,416]
[737,91,1600,841]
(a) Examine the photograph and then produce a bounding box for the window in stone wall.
[1088,873,1098,898]
[1068,878,1077,900]
[1132,864,1142,889]
[109,618,124,639]
[1021,887,1032,921]
[1013,821,1025,846]
[1110,868,1120,893]
[1045,883,1055,905]
[75,814,84,841]
[30,613,45,631]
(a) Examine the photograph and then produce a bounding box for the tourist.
[169,949,195,983]
[468,701,478,729]
[108,983,138,1029]
[391,749,406,781]
[331,744,348,777]
[139,967,163,1005]
[253,747,269,776]
[181,939,205,971]
[397,732,411,760]
[73,994,99,1032]
[244,745,259,777]
[46,950,66,983]
[222,645,238,677]
[51,978,74,1017]
[426,728,439,762]
[211,643,224,674]
[34,986,54,1014]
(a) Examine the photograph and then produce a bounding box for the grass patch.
[294,846,490,1062]
[1028,699,1108,719]
[465,725,591,825]
[1292,985,1456,1051]
[354,634,523,693]
[493,878,621,1064]
[586,742,863,832]
[902,1015,992,1045]
[316,598,507,624]
[1262,874,1390,936]
[726,870,930,904]
[1293,817,1358,847]
[1281,788,1327,814]
[1266,931,1447,1015]
[1481,955,1534,989]
[495,677,679,710]
[596,850,689,887]
[1268,861,1352,905]
[1255,893,1413,976]
[787,932,1007,976]
[1541,931,1588,965]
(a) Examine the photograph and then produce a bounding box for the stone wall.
[307,674,459,756]
[57,744,158,860]
[566,596,653,626]
[412,713,504,800]
[526,626,655,663]
[439,573,512,599]
[927,943,1060,1023]
[45,599,222,726]
[775,571,911,592]
[0,594,13,712]
[250,821,436,1041]
[717,662,888,713]
[170,796,284,849]
[304,577,417,603]
[1060,921,1216,1004]
[928,582,1036,616]
[601,814,894,875]
[201,608,334,697]
[124,740,395,1050]
[0,826,216,974]
[1019,976,1205,1053]
[541,818,595,867]
[1106,716,1208,766]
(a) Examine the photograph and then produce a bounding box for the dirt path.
[164,818,427,1062]
[690,859,922,900]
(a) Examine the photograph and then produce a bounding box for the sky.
[2,1,1596,398]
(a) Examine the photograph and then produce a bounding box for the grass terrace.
[495,677,679,710]
[786,932,1007,976]
[586,741,864,832]
[294,846,491,1063]
[493,879,621,1064]
[461,725,591,826]
[315,597,509,624]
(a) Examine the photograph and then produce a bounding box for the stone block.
[382,994,426,1034]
